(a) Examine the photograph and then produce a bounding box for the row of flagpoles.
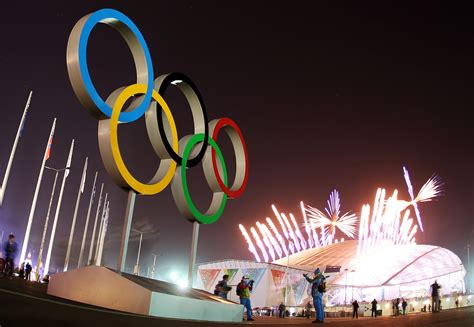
[0,91,111,279]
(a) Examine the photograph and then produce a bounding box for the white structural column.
[0,91,33,207]
[36,170,59,281]
[96,201,109,266]
[44,139,75,276]
[117,191,136,273]
[77,171,98,268]
[94,196,108,265]
[88,184,104,265]
[64,157,88,271]
[187,222,200,288]
[19,118,56,264]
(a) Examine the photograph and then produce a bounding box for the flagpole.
[77,171,97,268]
[0,91,33,207]
[88,183,104,265]
[94,194,108,265]
[44,139,74,276]
[64,157,88,271]
[36,169,59,281]
[96,201,109,266]
[19,118,56,264]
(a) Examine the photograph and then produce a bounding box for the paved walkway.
[0,277,473,326]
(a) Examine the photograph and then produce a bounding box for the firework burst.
[304,190,358,240]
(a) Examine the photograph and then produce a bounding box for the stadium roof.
[273,240,465,288]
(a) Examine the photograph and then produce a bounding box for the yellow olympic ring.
[98,84,179,195]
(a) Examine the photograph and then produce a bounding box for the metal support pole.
[151,254,157,279]
[344,268,348,305]
[36,170,59,281]
[44,139,74,276]
[19,118,56,264]
[94,197,108,265]
[88,183,104,265]
[0,91,32,207]
[64,157,88,271]
[78,172,98,268]
[467,244,471,293]
[117,191,136,272]
[187,221,200,288]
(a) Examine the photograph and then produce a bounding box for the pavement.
[0,276,473,327]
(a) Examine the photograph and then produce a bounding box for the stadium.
[196,170,468,313]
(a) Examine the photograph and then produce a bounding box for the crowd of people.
[1,233,49,283]
[212,267,458,323]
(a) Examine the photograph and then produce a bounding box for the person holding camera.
[304,268,326,324]
[237,274,255,321]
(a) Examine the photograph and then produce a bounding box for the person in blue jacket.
[3,234,18,277]
[304,268,326,324]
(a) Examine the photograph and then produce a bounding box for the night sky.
[0,1,472,280]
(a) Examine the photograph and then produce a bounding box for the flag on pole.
[19,91,33,138]
[64,140,75,177]
[80,157,88,193]
[44,122,56,161]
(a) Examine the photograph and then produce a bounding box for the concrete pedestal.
[47,266,242,322]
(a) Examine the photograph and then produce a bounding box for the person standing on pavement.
[352,300,359,319]
[371,299,377,317]
[237,275,255,321]
[303,268,326,324]
[3,234,18,277]
[214,274,232,300]
[430,280,441,313]
[402,299,408,315]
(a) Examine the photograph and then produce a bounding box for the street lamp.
[285,240,294,306]
[344,268,349,305]
[36,165,69,281]
[351,270,355,301]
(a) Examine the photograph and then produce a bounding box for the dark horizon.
[0,1,472,281]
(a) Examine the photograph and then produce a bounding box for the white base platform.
[47,266,243,322]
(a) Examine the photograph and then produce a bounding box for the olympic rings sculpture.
[66,9,248,224]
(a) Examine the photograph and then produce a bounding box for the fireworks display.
[239,168,442,262]
[239,190,356,262]
[304,190,358,241]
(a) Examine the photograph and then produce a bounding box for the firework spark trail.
[261,223,283,258]
[281,213,301,252]
[306,190,358,240]
[403,166,424,231]
[240,170,440,261]
[250,227,269,262]
[266,217,289,256]
[403,167,443,232]
[416,175,443,203]
[290,213,307,250]
[272,205,292,250]
[300,201,314,248]
[309,216,320,247]
[256,222,276,261]
[239,224,261,262]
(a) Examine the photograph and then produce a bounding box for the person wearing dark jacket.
[214,274,232,299]
[352,300,359,319]
[303,268,326,324]
[3,234,18,277]
[371,299,378,317]
[430,280,441,312]
[25,262,32,281]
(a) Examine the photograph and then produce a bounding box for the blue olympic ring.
[78,9,154,123]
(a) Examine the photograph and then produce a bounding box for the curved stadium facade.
[272,240,466,304]
[197,240,465,308]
